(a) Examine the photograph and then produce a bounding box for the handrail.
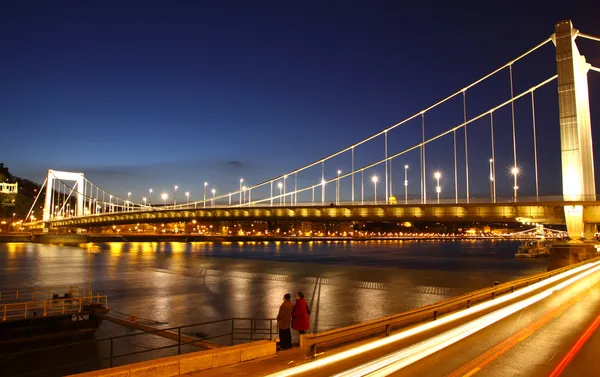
[1,295,108,322]
[0,285,85,303]
[300,256,600,352]
[4,317,277,377]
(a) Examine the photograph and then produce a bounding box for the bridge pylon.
[42,169,85,222]
[555,20,596,240]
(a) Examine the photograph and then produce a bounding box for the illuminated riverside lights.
[511,166,519,201]
[266,260,600,377]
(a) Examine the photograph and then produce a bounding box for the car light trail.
[266,261,600,377]
[335,262,600,377]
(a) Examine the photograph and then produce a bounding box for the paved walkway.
[185,347,312,377]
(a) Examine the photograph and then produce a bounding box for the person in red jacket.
[292,291,310,334]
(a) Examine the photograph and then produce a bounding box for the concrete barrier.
[66,340,276,377]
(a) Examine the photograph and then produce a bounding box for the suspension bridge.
[24,21,600,239]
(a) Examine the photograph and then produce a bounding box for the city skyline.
[2,2,599,202]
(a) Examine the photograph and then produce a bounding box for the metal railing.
[0,286,85,303]
[2,317,276,377]
[1,295,108,322]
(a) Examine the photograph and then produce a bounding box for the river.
[0,240,548,375]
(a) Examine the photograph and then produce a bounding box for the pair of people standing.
[277,292,310,350]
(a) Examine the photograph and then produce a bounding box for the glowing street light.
[242,185,247,205]
[278,182,283,205]
[204,182,208,208]
[149,189,153,206]
[489,158,495,202]
[336,170,342,205]
[143,197,147,208]
[185,191,189,205]
[161,192,168,207]
[283,175,288,205]
[173,185,178,207]
[404,165,409,204]
[511,166,520,201]
[239,178,244,205]
[211,188,216,207]
[434,171,442,204]
[372,176,379,204]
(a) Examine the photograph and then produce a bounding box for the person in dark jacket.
[292,291,310,334]
[277,293,294,349]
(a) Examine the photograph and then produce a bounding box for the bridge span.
[26,199,600,230]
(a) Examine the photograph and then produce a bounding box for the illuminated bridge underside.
[32,201,600,229]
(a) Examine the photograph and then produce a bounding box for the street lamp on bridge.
[278,182,283,205]
[127,192,131,211]
[211,188,216,207]
[489,159,495,202]
[239,178,243,205]
[372,176,379,204]
[242,186,247,205]
[185,192,189,206]
[283,175,288,205]
[149,189,153,206]
[173,185,178,207]
[161,192,168,208]
[143,197,147,208]
[404,165,409,204]
[204,182,208,208]
[336,170,341,205]
[512,167,519,202]
[434,171,442,204]
[321,179,326,205]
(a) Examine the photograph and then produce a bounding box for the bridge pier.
[555,21,596,240]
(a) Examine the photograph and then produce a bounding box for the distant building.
[0,182,18,194]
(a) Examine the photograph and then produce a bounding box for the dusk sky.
[2,1,599,203]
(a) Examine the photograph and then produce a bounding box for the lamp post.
[283,175,288,205]
[242,186,247,205]
[372,176,378,204]
[512,167,519,202]
[161,193,168,208]
[239,178,243,205]
[489,159,494,202]
[404,165,409,204]
[211,188,216,207]
[204,182,208,208]
[185,192,189,206]
[312,184,315,204]
[149,189,153,206]
[278,182,283,205]
[109,195,113,213]
[127,192,131,211]
[173,185,178,207]
[321,179,326,205]
[143,197,147,208]
[336,170,341,205]
[434,171,441,204]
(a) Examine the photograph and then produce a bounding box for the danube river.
[0,240,547,334]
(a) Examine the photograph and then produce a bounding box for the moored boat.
[515,240,551,258]
[0,286,108,349]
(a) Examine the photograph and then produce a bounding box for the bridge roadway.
[28,199,600,229]
[193,259,600,377]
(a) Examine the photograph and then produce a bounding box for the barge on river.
[0,286,108,348]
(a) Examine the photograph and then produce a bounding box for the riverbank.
[0,233,533,244]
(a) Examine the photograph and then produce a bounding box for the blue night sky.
[2,1,600,203]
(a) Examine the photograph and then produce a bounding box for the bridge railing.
[0,285,84,303]
[299,255,600,355]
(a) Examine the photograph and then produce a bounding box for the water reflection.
[0,240,547,333]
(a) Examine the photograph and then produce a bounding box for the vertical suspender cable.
[385,131,389,204]
[361,170,364,205]
[531,91,539,199]
[463,91,470,203]
[390,159,393,198]
[351,148,355,203]
[321,161,325,204]
[294,174,297,205]
[270,182,273,206]
[490,112,497,203]
[421,113,426,204]
[453,130,458,203]
[510,64,517,168]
